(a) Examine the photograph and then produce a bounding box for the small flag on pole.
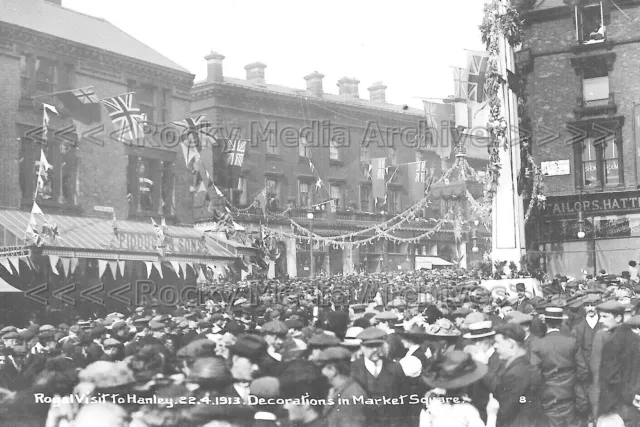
[42,104,58,141]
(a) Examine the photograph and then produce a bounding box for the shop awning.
[0,277,21,293]
[0,209,237,262]
[204,234,258,257]
[416,256,454,266]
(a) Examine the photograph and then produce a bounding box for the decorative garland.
[523,152,546,222]
[479,0,525,215]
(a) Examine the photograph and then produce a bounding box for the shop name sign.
[115,231,209,255]
[545,191,640,215]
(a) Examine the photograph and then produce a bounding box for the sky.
[63,0,486,109]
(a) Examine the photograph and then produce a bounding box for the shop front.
[532,190,640,278]
[0,209,239,324]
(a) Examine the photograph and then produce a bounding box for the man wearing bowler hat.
[513,283,534,314]
[531,307,588,427]
[350,327,407,427]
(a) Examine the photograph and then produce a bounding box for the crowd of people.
[0,267,638,427]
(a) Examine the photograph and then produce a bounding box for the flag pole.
[31,86,94,99]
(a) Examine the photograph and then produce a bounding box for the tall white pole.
[490,0,526,271]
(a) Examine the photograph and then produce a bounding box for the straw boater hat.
[425,318,461,338]
[463,321,496,340]
[543,307,568,320]
[422,350,488,389]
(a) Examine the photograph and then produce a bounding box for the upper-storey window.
[575,2,609,45]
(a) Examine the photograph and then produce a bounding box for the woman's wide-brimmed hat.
[397,325,428,341]
[424,318,461,337]
[422,350,488,389]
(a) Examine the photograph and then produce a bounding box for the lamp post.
[307,210,315,278]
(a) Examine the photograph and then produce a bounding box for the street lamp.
[307,211,315,278]
[577,211,585,239]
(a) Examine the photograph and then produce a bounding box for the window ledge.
[265,153,282,161]
[571,39,613,54]
[21,198,82,215]
[574,97,617,120]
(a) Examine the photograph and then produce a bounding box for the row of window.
[20,54,171,123]
[579,136,620,188]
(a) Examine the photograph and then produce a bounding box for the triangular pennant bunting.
[98,260,108,278]
[196,265,207,283]
[153,262,163,279]
[108,261,118,280]
[8,257,20,275]
[144,261,153,279]
[185,262,193,275]
[117,260,125,276]
[69,258,78,275]
[60,257,71,277]
[49,255,60,275]
[0,258,12,274]
[170,261,181,278]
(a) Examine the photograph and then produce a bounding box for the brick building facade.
[192,53,490,277]
[517,0,640,277]
[0,0,238,321]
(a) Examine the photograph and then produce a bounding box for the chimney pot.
[368,81,387,103]
[245,62,267,86]
[205,51,225,83]
[337,77,360,100]
[304,71,324,97]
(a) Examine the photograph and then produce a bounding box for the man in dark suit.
[532,307,588,427]
[571,294,602,422]
[513,283,534,314]
[598,303,640,427]
[317,347,367,427]
[507,312,539,362]
[493,323,548,427]
[397,326,428,368]
[351,327,407,427]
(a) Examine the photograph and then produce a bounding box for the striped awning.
[0,209,237,262]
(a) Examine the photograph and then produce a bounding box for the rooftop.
[0,0,191,74]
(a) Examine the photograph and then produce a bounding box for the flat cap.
[0,326,16,334]
[625,315,640,327]
[250,376,280,399]
[229,334,268,360]
[211,313,224,322]
[307,333,341,348]
[507,311,534,325]
[315,346,352,364]
[2,332,19,339]
[39,325,55,332]
[285,319,303,330]
[177,339,216,359]
[261,321,288,336]
[374,311,399,321]
[149,321,166,331]
[111,321,128,332]
[357,327,387,346]
[103,338,121,347]
[18,330,35,340]
[597,300,625,314]
[350,304,368,313]
[133,316,151,324]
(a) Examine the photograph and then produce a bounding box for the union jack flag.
[173,116,216,157]
[453,67,469,99]
[101,93,145,143]
[423,101,439,129]
[224,140,247,166]
[415,161,427,183]
[70,88,99,104]
[468,52,489,103]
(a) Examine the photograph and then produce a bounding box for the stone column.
[491,10,526,271]
[285,236,297,277]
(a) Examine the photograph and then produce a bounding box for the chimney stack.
[205,51,225,83]
[245,62,267,86]
[368,81,387,103]
[304,71,324,97]
[337,77,360,100]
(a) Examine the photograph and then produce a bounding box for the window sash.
[329,141,340,160]
[35,57,56,94]
[266,134,279,154]
[360,186,370,211]
[298,137,309,157]
[388,148,397,164]
[360,146,369,162]
[583,77,609,103]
